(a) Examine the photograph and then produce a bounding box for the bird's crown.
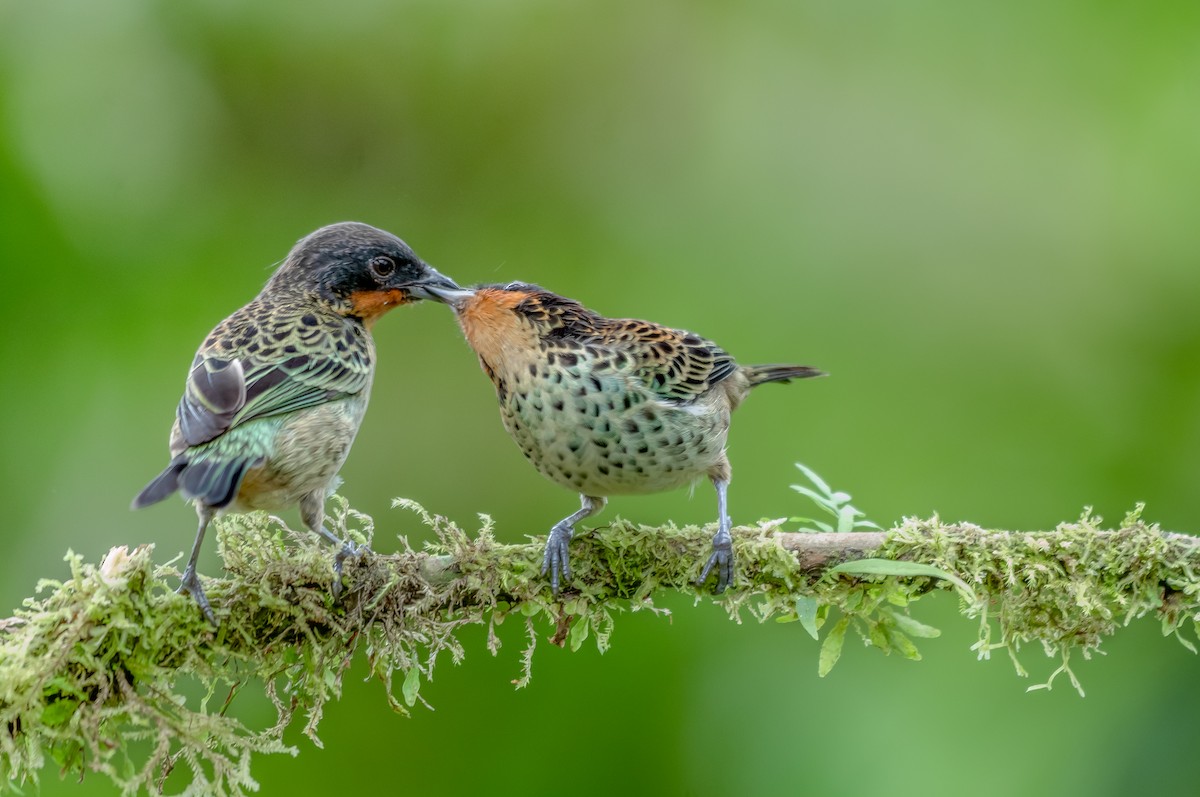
[468,282,598,335]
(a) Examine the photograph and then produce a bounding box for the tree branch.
[1,498,1197,796]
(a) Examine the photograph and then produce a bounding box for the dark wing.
[176,329,371,449]
[177,357,247,447]
[518,290,736,404]
[593,320,737,404]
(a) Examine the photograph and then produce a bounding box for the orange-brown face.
[452,287,542,379]
[347,288,415,329]
[458,287,527,330]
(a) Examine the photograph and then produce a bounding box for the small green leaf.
[836,504,859,533]
[868,620,890,652]
[889,629,922,661]
[831,559,975,601]
[819,617,850,676]
[795,596,821,640]
[795,462,833,497]
[402,667,421,707]
[830,491,852,504]
[890,611,942,639]
[791,485,838,515]
[569,616,590,652]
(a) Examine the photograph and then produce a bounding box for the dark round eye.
[369,255,396,279]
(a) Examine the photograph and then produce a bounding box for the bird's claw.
[696,530,734,594]
[332,540,371,598]
[177,569,217,626]
[541,523,574,594]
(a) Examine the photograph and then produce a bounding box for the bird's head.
[421,280,599,380]
[420,281,590,332]
[268,222,460,327]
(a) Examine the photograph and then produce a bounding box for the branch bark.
[777,531,886,570]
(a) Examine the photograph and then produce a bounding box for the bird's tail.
[743,363,826,387]
[178,457,255,509]
[131,458,186,509]
[131,454,256,510]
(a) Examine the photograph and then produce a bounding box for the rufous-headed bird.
[425,282,822,594]
[133,222,458,622]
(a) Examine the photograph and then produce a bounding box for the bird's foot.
[541,522,575,595]
[696,528,734,594]
[177,568,217,626]
[332,540,371,598]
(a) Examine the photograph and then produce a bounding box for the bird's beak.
[406,269,465,303]
[413,279,476,310]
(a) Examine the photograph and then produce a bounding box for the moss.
[876,509,1200,690]
[1,498,1197,794]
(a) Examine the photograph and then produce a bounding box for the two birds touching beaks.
[132,222,824,623]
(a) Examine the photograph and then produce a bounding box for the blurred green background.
[3,1,1200,794]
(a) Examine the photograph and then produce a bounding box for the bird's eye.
[369,255,396,280]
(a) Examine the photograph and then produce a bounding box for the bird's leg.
[542,494,606,594]
[300,490,369,597]
[697,478,734,593]
[179,505,217,625]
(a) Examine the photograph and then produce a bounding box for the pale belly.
[501,386,730,497]
[228,398,367,512]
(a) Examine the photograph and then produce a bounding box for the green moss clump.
[1,498,1197,794]
[877,509,1200,692]
[0,498,474,796]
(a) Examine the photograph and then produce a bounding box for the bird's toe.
[178,570,217,625]
[330,539,372,598]
[542,525,574,594]
[697,535,735,593]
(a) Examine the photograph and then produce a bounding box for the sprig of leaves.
[785,463,972,677]
[789,463,882,533]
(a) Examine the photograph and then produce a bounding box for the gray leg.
[179,505,217,625]
[542,494,606,594]
[697,478,734,593]
[300,490,368,597]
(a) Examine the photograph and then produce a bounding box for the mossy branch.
[2,498,1198,796]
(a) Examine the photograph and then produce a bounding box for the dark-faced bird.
[133,222,458,622]
[425,282,822,594]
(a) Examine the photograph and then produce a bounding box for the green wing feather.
[234,352,369,425]
[177,310,372,449]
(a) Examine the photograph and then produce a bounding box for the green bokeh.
[2,1,1199,795]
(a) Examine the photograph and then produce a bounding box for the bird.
[132,221,459,623]
[423,281,823,594]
